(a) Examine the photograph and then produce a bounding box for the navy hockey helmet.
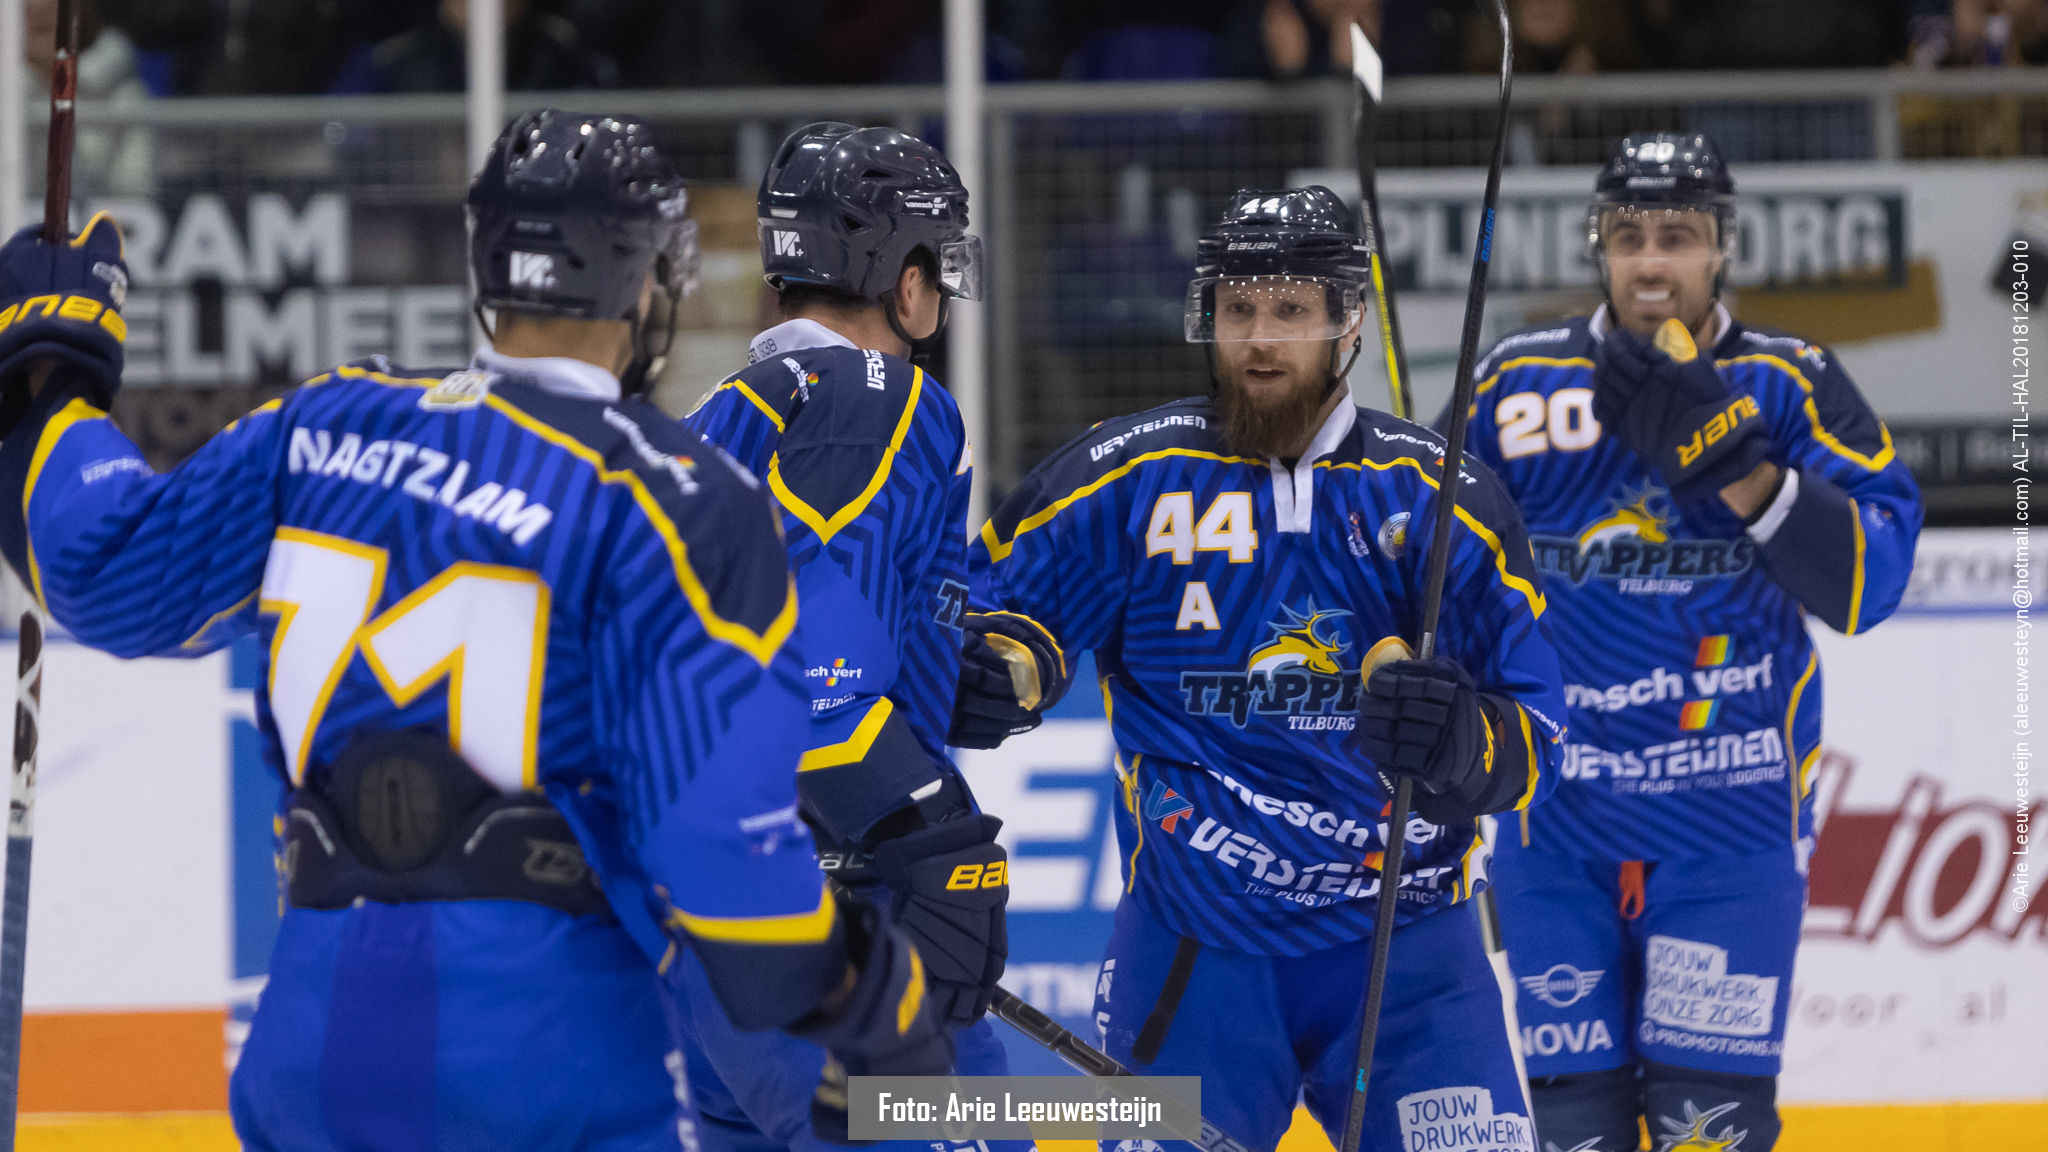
[1186,186,1372,344]
[467,109,700,393]
[758,122,983,316]
[1588,132,1737,295]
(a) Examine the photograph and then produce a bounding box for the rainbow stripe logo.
[1694,635,1731,667]
[1679,700,1719,730]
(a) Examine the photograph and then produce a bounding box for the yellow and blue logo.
[1655,1101,1748,1152]
[1576,482,1671,553]
[1246,602,1352,676]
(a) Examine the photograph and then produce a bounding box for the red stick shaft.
[42,0,78,243]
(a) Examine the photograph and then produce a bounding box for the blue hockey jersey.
[686,320,973,842]
[0,352,848,1026]
[1455,306,1923,861]
[973,391,1567,956]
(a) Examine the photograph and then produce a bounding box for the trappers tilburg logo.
[1181,600,1362,730]
[1530,482,1754,595]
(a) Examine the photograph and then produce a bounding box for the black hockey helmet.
[757,122,982,344]
[1588,132,1736,295]
[467,108,700,394]
[1186,186,1371,344]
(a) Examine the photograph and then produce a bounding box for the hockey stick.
[1346,24,1412,421]
[988,986,1255,1152]
[0,2,77,1140]
[1338,5,1512,1152]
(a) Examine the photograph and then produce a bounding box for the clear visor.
[659,216,704,300]
[1185,275,1363,343]
[938,234,985,301]
[1586,204,1729,258]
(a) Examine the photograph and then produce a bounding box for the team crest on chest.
[1180,599,1362,730]
[1529,481,1754,597]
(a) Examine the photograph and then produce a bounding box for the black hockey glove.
[791,896,954,1145]
[1593,319,1770,503]
[870,813,1008,1029]
[0,216,128,437]
[1356,657,1513,826]
[950,611,1071,749]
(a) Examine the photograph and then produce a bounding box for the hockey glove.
[870,813,1008,1029]
[1357,657,1514,826]
[1593,319,1769,503]
[0,214,129,436]
[791,896,954,1144]
[949,611,1071,749]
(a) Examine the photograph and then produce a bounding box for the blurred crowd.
[39,0,2048,98]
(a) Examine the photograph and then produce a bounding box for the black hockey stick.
[0,3,77,1140]
[1338,5,1513,1152]
[988,987,1255,1152]
[1346,23,1412,421]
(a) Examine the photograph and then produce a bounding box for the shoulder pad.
[1472,317,1593,384]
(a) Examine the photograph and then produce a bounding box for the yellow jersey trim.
[480,392,796,667]
[1468,356,1595,416]
[22,397,113,608]
[714,378,788,433]
[799,698,894,772]
[669,885,837,945]
[1511,702,1541,811]
[1329,456,1548,620]
[1846,497,1868,635]
[1717,353,1895,472]
[1784,651,1820,844]
[981,447,1264,562]
[769,367,924,544]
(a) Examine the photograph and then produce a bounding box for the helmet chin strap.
[619,290,680,397]
[882,290,948,365]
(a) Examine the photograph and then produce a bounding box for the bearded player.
[952,187,1568,1152]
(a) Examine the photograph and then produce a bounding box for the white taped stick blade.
[1350,23,1383,104]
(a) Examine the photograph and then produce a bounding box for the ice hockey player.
[1448,133,1923,1152]
[0,109,949,1150]
[951,186,1567,1152]
[675,122,1018,1152]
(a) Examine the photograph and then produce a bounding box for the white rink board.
[0,639,237,1010]
[1790,527,2043,1101]
[0,528,2040,1107]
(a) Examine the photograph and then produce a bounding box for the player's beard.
[1214,362,1331,460]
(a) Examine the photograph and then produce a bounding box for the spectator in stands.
[1239,0,1463,79]
[1910,0,2048,65]
[101,0,414,95]
[1901,0,2047,155]
[23,0,152,198]
[358,0,618,93]
[1635,0,1906,68]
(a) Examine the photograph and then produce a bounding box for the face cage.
[937,233,985,301]
[1185,275,1364,343]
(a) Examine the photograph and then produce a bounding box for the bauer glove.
[791,896,954,1144]
[0,214,129,436]
[869,812,1007,1029]
[1356,656,1525,826]
[1593,318,1769,503]
[950,610,1070,749]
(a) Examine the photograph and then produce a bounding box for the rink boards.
[2,527,2040,1149]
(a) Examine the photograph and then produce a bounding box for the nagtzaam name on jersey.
[287,428,555,545]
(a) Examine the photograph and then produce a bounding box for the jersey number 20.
[260,527,550,791]
[1497,387,1599,459]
